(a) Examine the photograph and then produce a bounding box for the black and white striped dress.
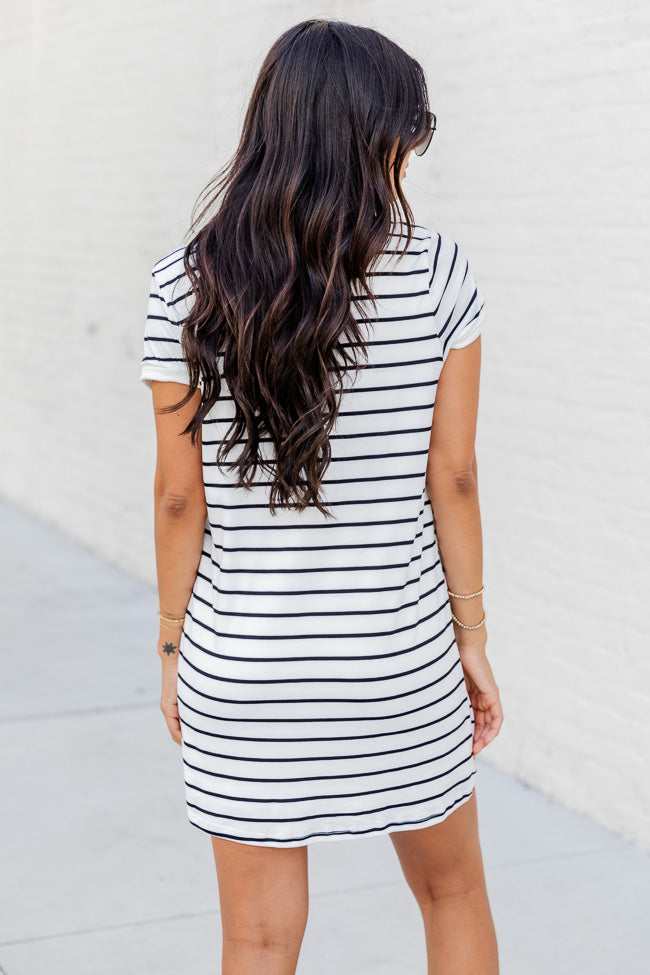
[140,224,486,847]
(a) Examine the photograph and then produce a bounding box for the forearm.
[426,459,486,641]
[153,494,207,648]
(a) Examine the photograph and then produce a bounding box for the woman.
[140,18,502,975]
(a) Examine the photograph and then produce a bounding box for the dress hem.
[185,770,477,848]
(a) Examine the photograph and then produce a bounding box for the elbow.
[154,467,206,517]
[426,461,477,497]
[449,468,477,496]
[158,488,206,518]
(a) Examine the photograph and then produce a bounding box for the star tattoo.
[162,642,178,656]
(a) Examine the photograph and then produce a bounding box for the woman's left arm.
[149,380,207,743]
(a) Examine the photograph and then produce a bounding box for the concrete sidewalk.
[1,496,648,974]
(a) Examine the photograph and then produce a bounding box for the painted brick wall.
[1,1,648,850]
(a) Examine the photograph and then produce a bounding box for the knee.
[407,865,486,908]
[223,912,308,955]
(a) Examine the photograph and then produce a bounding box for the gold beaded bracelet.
[447,585,484,599]
[450,609,487,630]
[447,584,486,628]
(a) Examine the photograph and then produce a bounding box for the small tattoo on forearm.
[162,642,178,656]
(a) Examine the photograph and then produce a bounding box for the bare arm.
[150,381,207,661]
[426,337,503,754]
[426,338,486,647]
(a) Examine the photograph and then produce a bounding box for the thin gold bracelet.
[447,585,485,599]
[156,602,186,624]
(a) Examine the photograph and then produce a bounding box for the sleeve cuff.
[140,366,194,389]
[448,304,485,351]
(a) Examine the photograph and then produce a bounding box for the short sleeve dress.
[140,225,486,847]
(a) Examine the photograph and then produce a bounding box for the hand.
[158,629,183,746]
[457,644,503,756]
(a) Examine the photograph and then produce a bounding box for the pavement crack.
[0,701,159,724]
[0,909,221,948]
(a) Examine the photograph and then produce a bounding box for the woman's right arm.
[426,337,503,755]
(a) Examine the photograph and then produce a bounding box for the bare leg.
[390,791,498,974]
[211,835,309,975]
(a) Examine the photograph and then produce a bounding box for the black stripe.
[180,702,469,752]
[387,229,432,240]
[201,523,429,555]
[205,490,425,510]
[442,300,483,348]
[434,243,459,314]
[150,230,431,282]
[192,551,439,600]
[188,567,443,623]
[332,400,435,419]
[186,782,475,844]
[428,234,442,290]
[381,247,427,256]
[196,515,432,555]
[198,531,436,572]
[182,713,469,782]
[169,283,433,307]
[343,379,436,395]
[352,309,433,325]
[202,469,428,489]
[178,656,464,716]
[362,353,441,371]
[141,355,185,364]
[185,768,476,826]
[202,417,432,440]
[372,267,428,277]
[178,604,452,663]
[177,637,457,708]
[184,383,438,423]
[168,289,192,306]
[340,328,439,348]
[205,501,429,532]
[178,692,469,756]
[183,734,472,807]
[157,270,185,289]
[153,248,186,276]
[356,287,429,300]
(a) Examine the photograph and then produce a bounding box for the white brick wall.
[2,1,649,850]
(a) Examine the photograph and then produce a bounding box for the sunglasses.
[414,111,437,157]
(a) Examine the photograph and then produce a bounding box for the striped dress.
[140,224,486,847]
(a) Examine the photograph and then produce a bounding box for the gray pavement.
[1,496,648,974]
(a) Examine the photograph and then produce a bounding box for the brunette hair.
[166,18,431,515]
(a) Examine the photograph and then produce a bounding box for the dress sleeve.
[429,233,486,364]
[139,265,193,389]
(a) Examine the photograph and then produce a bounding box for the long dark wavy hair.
[163,19,431,516]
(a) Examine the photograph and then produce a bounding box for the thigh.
[390,791,487,901]
[211,835,309,939]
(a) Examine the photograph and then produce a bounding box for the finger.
[472,710,493,754]
[476,708,502,749]
[484,713,503,745]
[471,706,486,737]
[472,724,485,754]
[164,712,183,745]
